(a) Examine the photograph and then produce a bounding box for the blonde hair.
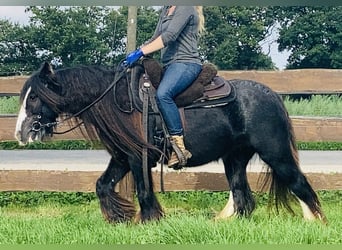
[196,6,205,34]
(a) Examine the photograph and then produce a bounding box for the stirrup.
[168,150,192,170]
[168,139,192,170]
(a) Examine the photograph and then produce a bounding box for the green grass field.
[283,95,342,117]
[0,191,341,244]
[0,96,19,114]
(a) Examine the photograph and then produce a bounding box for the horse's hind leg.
[216,149,256,219]
[258,146,327,223]
[96,155,136,223]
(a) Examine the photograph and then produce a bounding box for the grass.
[0,96,19,114]
[0,191,341,244]
[283,95,342,117]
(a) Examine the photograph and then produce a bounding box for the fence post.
[117,6,138,201]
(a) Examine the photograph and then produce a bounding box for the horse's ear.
[39,62,55,78]
[38,62,62,92]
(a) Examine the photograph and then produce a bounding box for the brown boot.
[168,135,192,169]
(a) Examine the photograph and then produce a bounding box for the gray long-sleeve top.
[150,6,202,66]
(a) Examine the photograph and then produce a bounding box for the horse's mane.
[27,64,157,158]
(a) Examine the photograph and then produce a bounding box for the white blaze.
[14,87,31,143]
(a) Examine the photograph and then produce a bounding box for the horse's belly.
[185,134,229,167]
[183,106,232,166]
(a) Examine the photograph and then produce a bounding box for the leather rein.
[31,65,128,135]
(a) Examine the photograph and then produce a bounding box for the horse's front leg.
[128,156,164,223]
[96,155,136,223]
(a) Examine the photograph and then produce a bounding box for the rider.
[124,6,205,169]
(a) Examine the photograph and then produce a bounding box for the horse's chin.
[18,130,48,146]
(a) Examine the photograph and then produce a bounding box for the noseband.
[30,115,58,132]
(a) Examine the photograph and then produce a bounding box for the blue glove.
[125,48,144,67]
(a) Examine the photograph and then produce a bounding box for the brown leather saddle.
[141,58,234,108]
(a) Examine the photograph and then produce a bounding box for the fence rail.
[217,68,342,94]
[1,69,342,95]
[1,170,341,192]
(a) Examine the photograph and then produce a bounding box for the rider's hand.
[124,48,144,67]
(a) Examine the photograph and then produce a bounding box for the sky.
[0,6,290,70]
[0,6,29,24]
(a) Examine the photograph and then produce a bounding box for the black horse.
[15,62,326,223]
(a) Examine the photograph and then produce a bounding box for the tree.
[1,6,294,73]
[118,6,160,57]
[0,19,40,75]
[200,6,275,70]
[27,6,125,68]
[277,6,342,69]
[136,6,160,46]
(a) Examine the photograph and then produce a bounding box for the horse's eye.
[29,94,37,101]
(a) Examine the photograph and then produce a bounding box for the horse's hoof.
[214,212,237,221]
[133,211,142,224]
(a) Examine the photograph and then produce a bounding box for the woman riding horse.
[125,6,205,170]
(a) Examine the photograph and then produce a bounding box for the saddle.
[140,58,234,108]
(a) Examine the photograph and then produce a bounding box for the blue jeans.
[156,62,202,136]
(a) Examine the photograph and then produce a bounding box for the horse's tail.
[260,106,299,214]
[264,112,323,215]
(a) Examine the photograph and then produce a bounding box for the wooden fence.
[0,69,341,193]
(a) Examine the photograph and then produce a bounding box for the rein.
[32,65,128,134]
[32,63,162,194]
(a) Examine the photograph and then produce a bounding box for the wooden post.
[117,6,138,201]
[126,6,138,52]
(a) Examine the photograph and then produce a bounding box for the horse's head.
[15,62,60,145]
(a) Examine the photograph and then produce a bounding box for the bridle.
[30,63,128,135]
